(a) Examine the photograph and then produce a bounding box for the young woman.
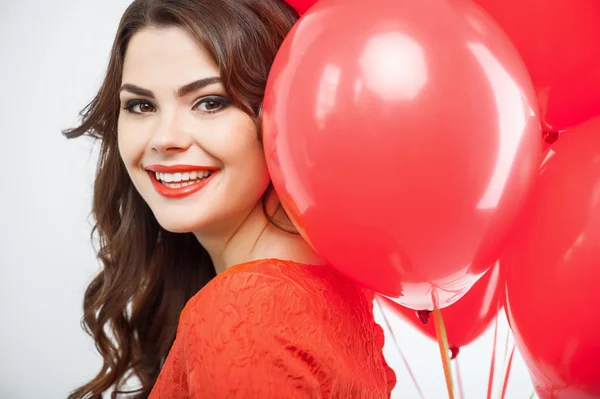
[64,0,396,397]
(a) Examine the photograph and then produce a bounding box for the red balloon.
[283,0,318,15]
[502,116,600,398]
[474,0,600,132]
[380,262,502,352]
[263,0,543,310]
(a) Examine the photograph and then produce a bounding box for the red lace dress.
[149,258,396,398]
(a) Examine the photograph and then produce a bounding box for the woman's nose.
[149,113,193,154]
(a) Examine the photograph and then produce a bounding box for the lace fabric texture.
[149,258,396,398]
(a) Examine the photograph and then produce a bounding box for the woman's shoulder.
[175,258,395,397]
[180,258,371,325]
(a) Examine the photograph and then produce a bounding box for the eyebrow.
[119,77,222,99]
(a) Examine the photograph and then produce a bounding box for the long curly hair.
[63,1,298,397]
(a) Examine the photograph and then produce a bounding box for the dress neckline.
[216,257,328,278]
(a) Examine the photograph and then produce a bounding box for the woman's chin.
[155,217,204,234]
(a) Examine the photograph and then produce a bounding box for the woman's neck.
[193,191,325,275]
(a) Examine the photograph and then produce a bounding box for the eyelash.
[121,96,230,115]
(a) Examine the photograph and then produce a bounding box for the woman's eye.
[123,100,156,114]
[194,96,229,114]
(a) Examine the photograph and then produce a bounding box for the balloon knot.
[450,346,460,360]
[543,130,560,145]
[416,310,431,324]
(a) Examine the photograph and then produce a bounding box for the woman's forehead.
[122,26,220,87]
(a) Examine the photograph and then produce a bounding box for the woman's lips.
[145,165,219,198]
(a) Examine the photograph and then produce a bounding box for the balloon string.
[503,328,510,362]
[500,344,516,399]
[374,297,426,399]
[497,328,511,398]
[454,355,465,399]
[486,312,499,399]
[432,291,455,399]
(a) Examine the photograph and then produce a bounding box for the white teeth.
[155,170,214,182]
[154,169,215,189]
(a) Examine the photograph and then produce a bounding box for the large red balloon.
[381,262,502,352]
[474,0,600,132]
[502,116,600,398]
[263,0,542,310]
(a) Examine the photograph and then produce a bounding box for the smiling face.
[117,26,271,234]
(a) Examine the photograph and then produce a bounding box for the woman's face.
[118,27,270,234]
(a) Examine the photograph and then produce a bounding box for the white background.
[0,0,535,397]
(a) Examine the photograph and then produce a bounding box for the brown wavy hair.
[63,1,298,397]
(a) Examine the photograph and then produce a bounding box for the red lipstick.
[145,164,219,199]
